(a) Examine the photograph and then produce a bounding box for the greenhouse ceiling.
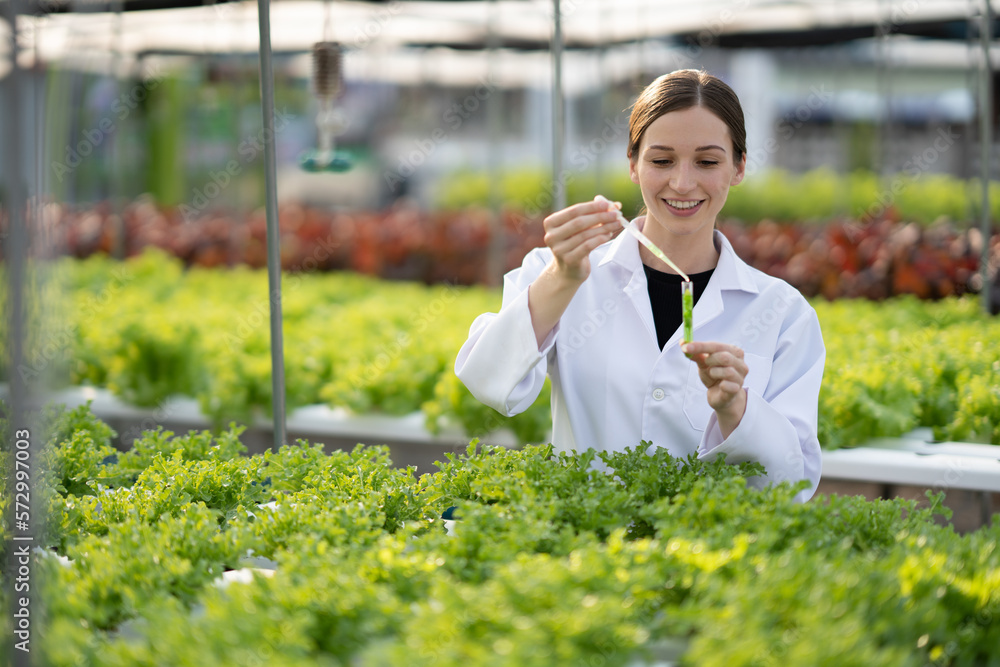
[0,0,995,87]
[2,0,989,52]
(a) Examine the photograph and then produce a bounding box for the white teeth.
[666,200,701,210]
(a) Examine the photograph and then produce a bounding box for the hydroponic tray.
[5,383,1000,493]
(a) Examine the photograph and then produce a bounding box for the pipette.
[593,195,689,282]
[593,195,695,343]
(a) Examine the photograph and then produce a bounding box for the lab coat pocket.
[682,352,772,431]
[742,352,772,399]
[682,363,712,431]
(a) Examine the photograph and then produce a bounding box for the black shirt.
[643,264,715,350]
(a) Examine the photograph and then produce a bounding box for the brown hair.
[627,69,746,163]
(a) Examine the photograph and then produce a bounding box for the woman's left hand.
[681,341,748,438]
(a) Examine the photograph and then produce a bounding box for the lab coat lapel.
[693,280,724,333]
[697,231,760,332]
[599,224,658,346]
[624,266,658,346]
[597,227,759,346]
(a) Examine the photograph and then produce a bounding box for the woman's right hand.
[542,199,623,283]
[527,199,622,347]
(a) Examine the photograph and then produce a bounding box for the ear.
[629,156,640,185]
[730,154,746,187]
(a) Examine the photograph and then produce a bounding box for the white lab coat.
[455,226,825,502]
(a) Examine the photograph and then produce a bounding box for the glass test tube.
[682,281,694,344]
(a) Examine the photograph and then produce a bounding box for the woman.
[455,69,825,502]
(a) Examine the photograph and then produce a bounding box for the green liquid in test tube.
[682,281,693,344]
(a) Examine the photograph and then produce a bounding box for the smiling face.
[628,105,746,244]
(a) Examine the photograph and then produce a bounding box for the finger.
[592,194,618,212]
[691,354,747,387]
[705,366,745,385]
[543,210,619,247]
[697,362,743,384]
[543,200,604,225]
[547,211,620,248]
[706,383,744,411]
[697,368,718,388]
[681,341,744,359]
[710,380,744,400]
[555,226,615,264]
[689,352,707,368]
[550,221,615,252]
[703,359,748,387]
[701,351,748,371]
[692,348,746,369]
[544,200,619,230]
[685,343,744,361]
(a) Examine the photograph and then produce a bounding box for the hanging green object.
[299,41,353,173]
[299,148,353,172]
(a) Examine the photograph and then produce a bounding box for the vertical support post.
[876,0,893,179]
[551,0,565,211]
[111,7,126,259]
[595,0,607,196]
[486,0,504,286]
[33,16,45,253]
[255,0,287,449]
[979,0,994,314]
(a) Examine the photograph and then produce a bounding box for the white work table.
[821,435,1000,493]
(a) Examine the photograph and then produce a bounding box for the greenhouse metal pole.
[111,5,127,259]
[979,0,994,314]
[595,0,608,196]
[486,0,504,286]
[551,0,565,211]
[3,1,36,664]
[255,0,287,449]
